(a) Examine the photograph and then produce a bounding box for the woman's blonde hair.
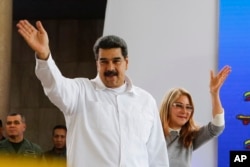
[159,88,199,148]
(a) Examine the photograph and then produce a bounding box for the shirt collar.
[91,74,138,95]
[169,128,181,135]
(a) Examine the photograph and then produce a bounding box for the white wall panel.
[104,1,218,166]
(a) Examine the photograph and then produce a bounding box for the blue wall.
[219,0,250,166]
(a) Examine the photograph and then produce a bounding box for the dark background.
[10,0,107,151]
[13,0,107,20]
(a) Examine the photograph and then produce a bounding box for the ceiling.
[13,0,107,20]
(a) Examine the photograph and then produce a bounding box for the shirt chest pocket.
[85,101,117,130]
[124,106,154,143]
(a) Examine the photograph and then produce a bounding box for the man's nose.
[107,61,115,70]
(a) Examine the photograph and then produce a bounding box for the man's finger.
[36,21,46,34]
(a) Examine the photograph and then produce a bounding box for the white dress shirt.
[35,55,169,167]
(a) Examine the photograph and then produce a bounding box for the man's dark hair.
[52,124,67,135]
[7,112,26,123]
[93,35,128,60]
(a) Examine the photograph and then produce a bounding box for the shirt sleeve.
[212,111,225,126]
[35,54,80,114]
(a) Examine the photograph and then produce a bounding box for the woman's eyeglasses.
[172,102,193,112]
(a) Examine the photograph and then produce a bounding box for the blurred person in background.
[0,113,43,160]
[44,125,67,166]
[0,119,6,141]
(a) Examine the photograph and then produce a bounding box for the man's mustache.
[104,70,118,76]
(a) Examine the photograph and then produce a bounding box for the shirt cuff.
[35,53,52,69]
[212,110,225,126]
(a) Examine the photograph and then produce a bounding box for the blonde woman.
[159,65,231,167]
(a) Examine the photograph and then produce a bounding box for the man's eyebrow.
[99,57,122,60]
[113,57,122,60]
[99,57,107,60]
[6,120,21,123]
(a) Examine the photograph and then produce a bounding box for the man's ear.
[125,57,129,70]
[23,123,26,131]
[96,61,99,70]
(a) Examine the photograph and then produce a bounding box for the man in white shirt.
[16,20,169,167]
